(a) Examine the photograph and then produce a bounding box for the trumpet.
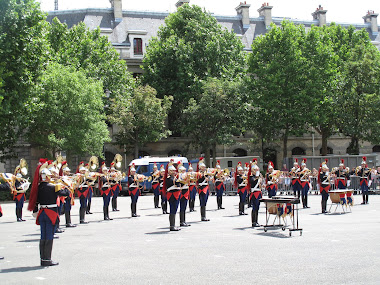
[136,174,148,182]
[148,171,160,182]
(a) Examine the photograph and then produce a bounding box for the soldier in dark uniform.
[265,161,277,198]
[76,165,90,224]
[0,178,7,260]
[319,159,330,213]
[188,164,197,212]
[128,164,141,217]
[249,160,262,227]
[214,160,225,210]
[332,159,350,190]
[235,162,248,215]
[60,164,76,227]
[177,161,190,227]
[159,164,168,214]
[151,163,161,208]
[299,159,311,208]
[27,159,70,266]
[290,158,301,198]
[99,163,113,221]
[85,163,94,215]
[197,158,210,221]
[13,158,29,222]
[163,160,181,231]
[357,157,370,204]
[48,162,65,234]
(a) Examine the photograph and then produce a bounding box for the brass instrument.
[112,154,123,170]
[136,174,147,183]
[14,158,28,177]
[88,156,99,172]
[54,155,64,170]
[176,172,190,185]
[0,173,17,194]
[148,170,160,182]
[299,168,310,180]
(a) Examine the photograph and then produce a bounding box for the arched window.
[168,149,182,157]
[292,147,305,156]
[233,148,247,157]
[133,38,143,55]
[138,151,150,158]
[373,145,380,152]
[263,148,277,169]
[319,147,333,155]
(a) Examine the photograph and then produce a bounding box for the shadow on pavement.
[145,231,170,235]
[17,239,40,243]
[0,265,44,273]
[233,226,254,231]
[256,231,290,239]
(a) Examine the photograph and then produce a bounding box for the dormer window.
[133,38,143,55]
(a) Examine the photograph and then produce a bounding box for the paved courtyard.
[0,194,379,284]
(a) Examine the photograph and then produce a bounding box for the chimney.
[312,5,327,26]
[363,10,379,35]
[236,2,251,30]
[176,0,190,8]
[257,2,273,29]
[110,0,123,23]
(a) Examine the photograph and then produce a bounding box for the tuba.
[54,155,64,170]
[88,156,99,172]
[112,154,123,171]
[14,158,28,177]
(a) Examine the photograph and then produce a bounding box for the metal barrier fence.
[209,174,380,196]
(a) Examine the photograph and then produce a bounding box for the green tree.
[182,78,244,166]
[0,0,48,159]
[47,18,135,109]
[28,63,110,158]
[247,21,312,159]
[108,85,173,158]
[142,4,245,133]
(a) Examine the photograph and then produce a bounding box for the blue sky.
[37,0,380,24]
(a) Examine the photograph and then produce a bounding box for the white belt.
[40,204,57,208]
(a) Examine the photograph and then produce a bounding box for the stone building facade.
[1,1,379,173]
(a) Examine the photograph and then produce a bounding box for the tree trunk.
[283,129,288,160]
[134,143,139,159]
[321,127,329,156]
[212,143,217,167]
[347,137,359,155]
[205,148,211,168]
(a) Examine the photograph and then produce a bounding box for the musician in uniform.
[357,157,370,204]
[85,163,94,215]
[163,160,181,231]
[235,162,248,215]
[27,159,70,266]
[318,159,330,213]
[177,161,190,227]
[265,161,277,198]
[48,162,65,234]
[332,159,350,190]
[76,164,90,224]
[197,158,210,221]
[151,163,161,208]
[128,163,140,217]
[249,160,262,227]
[159,164,168,214]
[13,159,29,222]
[111,156,123,212]
[290,158,301,198]
[60,163,76,227]
[300,159,310,208]
[188,164,197,212]
[99,163,113,221]
[214,160,225,210]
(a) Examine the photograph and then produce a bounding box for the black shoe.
[66,224,76,227]
[17,218,23,222]
[80,221,89,224]
[361,202,365,205]
[87,212,93,215]
[132,213,140,217]
[41,259,59,266]
[180,222,191,227]
[201,217,210,221]
[55,228,65,233]
[170,227,181,231]
[0,256,4,260]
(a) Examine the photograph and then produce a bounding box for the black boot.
[180,211,190,227]
[114,198,119,211]
[79,208,88,224]
[103,206,108,220]
[365,193,369,204]
[201,206,210,221]
[16,208,21,222]
[131,203,139,217]
[217,196,220,209]
[19,208,25,221]
[242,202,247,215]
[41,240,59,266]
[219,196,225,209]
[322,200,327,213]
[305,196,310,208]
[361,194,366,204]
[162,201,168,214]
[111,199,116,211]
[65,211,76,227]
[39,239,45,265]
[86,201,93,214]
[169,213,180,231]
[251,211,259,227]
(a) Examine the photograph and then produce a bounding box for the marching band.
[0,155,378,266]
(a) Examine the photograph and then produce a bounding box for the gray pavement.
[0,194,380,284]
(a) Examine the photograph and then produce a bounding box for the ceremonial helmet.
[168,159,176,171]
[361,156,367,166]
[236,162,243,171]
[188,164,194,172]
[301,158,307,167]
[294,158,299,166]
[153,162,158,170]
[267,161,274,171]
[339,159,345,167]
[177,161,186,172]
[130,163,136,172]
[160,164,165,173]
[101,162,108,172]
[215,160,221,169]
[198,157,206,169]
[321,159,329,170]
[251,159,259,170]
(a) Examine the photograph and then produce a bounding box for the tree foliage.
[28,63,110,158]
[108,85,173,158]
[0,0,48,158]
[142,4,245,133]
[182,78,244,166]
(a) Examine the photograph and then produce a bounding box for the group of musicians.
[0,155,374,265]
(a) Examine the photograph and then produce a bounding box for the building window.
[373,145,380,152]
[319,147,333,155]
[292,147,305,156]
[133,38,143,55]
